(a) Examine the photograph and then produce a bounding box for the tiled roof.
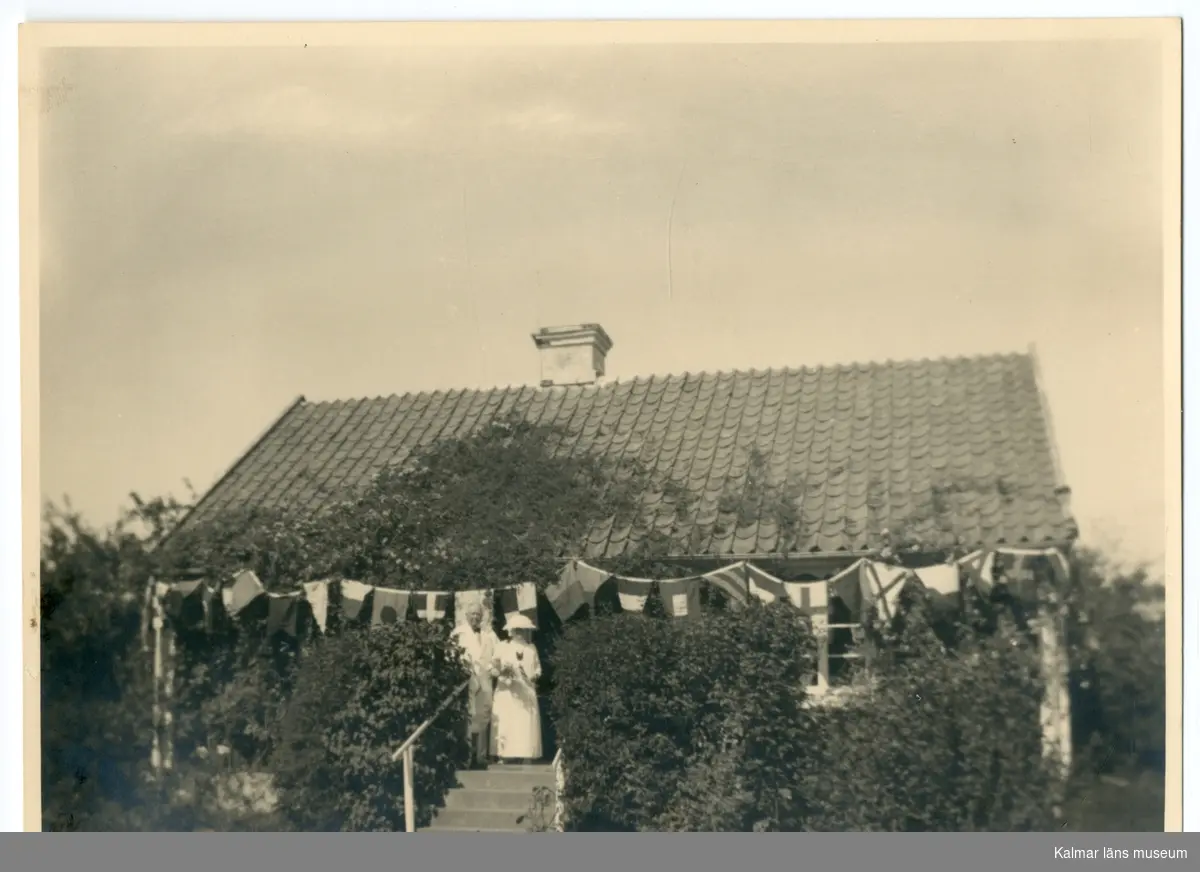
[179,353,1076,558]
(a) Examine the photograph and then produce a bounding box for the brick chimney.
[531,323,614,387]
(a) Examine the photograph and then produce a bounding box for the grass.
[1059,765,1165,832]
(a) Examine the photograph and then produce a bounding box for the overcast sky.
[38,38,1167,570]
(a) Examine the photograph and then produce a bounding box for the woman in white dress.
[488,613,543,763]
[450,601,498,769]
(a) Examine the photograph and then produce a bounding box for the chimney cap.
[531,323,614,353]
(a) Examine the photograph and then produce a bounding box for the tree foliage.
[1064,548,1166,771]
[271,621,469,831]
[801,600,1060,831]
[40,494,190,831]
[157,416,662,592]
[551,605,818,832]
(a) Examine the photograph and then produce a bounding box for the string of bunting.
[143,546,1069,777]
[147,545,1069,640]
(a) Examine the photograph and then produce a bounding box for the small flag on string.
[302,581,331,633]
[785,581,829,637]
[616,576,653,613]
[225,570,266,618]
[745,564,787,604]
[783,580,828,616]
[498,583,538,627]
[266,591,302,638]
[340,580,373,622]
[546,561,613,621]
[416,591,451,622]
[657,576,701,620]
[1043,549,1070,587]
[957,551,995,596]
[164,580,204,625]
[516,582,537,612]
[372,587,412,626]
[913,563,961,598]
[546,563,586,622]
[702,562,750,608]
[828,560,867,619]
[864,561,911,623]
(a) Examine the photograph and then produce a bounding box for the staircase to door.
[421,763,557,832]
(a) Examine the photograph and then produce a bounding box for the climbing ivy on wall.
[158,415,687,592]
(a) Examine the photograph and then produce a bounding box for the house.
[172,323,1078,769]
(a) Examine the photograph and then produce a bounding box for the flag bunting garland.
[147,546,1065,639]
[143,545,1070,777]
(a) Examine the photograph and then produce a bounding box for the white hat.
[504,613,535,632]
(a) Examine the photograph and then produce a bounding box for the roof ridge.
[298,351,1032,406]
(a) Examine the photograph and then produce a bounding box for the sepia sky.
[38,38,1168,571]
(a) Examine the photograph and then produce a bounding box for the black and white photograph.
[20,19,1181,834]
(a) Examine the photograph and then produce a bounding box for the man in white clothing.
[451,602,498,769]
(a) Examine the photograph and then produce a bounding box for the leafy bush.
[800,602,1059,831]
[159,416,663,594]
[1064,549,1166,772]
[550,603,817,831]
[555,589,1064,832]
[40,496,188,831]
[270,620,470,831]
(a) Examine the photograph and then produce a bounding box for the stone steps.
[420,763,556,833]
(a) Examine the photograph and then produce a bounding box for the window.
[825,595,867,687]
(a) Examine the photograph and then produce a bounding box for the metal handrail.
[391,678,472,833]
[391,678,472,763]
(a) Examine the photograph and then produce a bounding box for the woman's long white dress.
[489,639,543,760]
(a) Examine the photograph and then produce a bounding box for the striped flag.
[702,562,750,608]
[745,564,787,604]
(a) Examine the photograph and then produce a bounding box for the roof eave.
[154,394,308,553]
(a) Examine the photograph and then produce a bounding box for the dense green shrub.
[40,496,188,831]
[799,601,1059,832]
[159,416,663,594]
[270,620,470,831]
[554,591,1064,832]
[550,603,818,831]
[1064,550,1166,772]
